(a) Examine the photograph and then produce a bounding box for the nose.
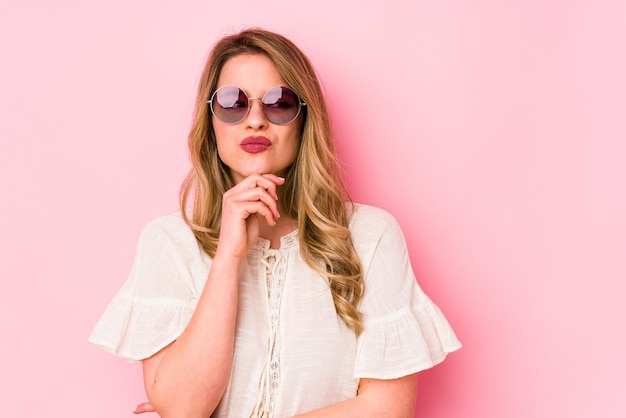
[245,98,268,129]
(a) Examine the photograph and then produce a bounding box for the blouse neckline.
[254,229,299,252]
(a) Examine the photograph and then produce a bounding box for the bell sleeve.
[352,206,461,380]
[88,215,202,362]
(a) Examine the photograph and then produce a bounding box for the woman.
[89,28,461,417]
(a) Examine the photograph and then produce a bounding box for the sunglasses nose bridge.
[247,97,263,107]
[245,97,269,124]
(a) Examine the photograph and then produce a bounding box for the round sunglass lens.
[212,86,249,123]
[262,87,301,124]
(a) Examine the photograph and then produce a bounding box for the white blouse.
[89,204,461,417]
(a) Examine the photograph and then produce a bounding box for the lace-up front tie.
[250,248,287,418]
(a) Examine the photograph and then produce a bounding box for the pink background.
[1,1,625,417]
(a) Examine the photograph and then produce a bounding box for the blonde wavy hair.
[180,28,364,335]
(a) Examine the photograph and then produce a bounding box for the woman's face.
[212,54,303,184]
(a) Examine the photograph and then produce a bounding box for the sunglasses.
[208,85,306,125]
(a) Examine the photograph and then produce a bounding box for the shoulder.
[137,212,198,250]
[348,203,407,257]
[144,212,188,232]
[348,203,401,236]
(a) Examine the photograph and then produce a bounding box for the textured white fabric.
[89,204,461,417]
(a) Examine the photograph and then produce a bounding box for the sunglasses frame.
[208,85,307,125]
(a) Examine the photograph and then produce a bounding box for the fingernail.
[278,176,285,181]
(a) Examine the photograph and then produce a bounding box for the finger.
[132,402,155,414]
[238,201,278,227]
[242,187,280,218]
[238,174,284,200]
[261,173,286,185]
[247,173,285,186]
[261,174,285,201]
[224,187,280,219]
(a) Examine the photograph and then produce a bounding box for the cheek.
[212,119,223,142]
[285,130,301,161]
[212,123,231,158]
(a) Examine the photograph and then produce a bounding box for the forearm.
[145,254,242,417]
[292,375,418,418]
[291,396,368,418]
[291,398,411,418]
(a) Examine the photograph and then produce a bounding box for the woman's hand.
[216,173,284,259]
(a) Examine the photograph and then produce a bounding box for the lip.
[240,136,271,153]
